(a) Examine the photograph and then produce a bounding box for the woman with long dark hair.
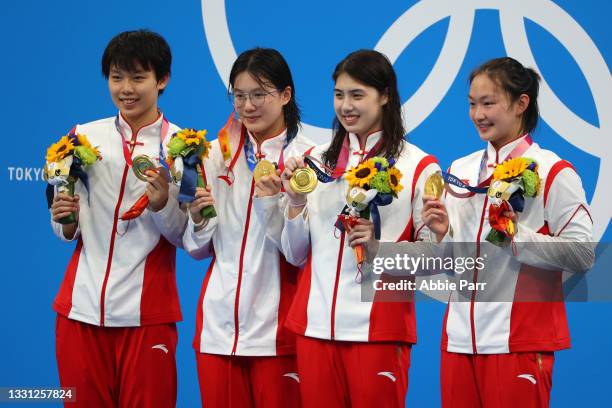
[266,49,440,407]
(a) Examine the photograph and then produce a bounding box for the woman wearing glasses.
[182,47,311,407]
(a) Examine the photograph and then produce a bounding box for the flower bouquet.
[44,132,102,224]
[337,157,403,265]
[486,157,540,245]
[167,128,216,219]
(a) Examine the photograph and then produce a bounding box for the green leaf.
[167,137,187,157]
[74,146,97,165]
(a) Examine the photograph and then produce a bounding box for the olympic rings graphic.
[202,0,610,239]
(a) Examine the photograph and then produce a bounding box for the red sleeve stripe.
[544,160,576,207]
[556,204,593,236]
[397,155,438,242]
[411,155,439,201]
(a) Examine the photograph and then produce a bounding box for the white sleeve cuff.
[50,211,80,242]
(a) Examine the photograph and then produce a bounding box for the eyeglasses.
[229,90,278,108]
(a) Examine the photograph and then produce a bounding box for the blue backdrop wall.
[1,0,610,406]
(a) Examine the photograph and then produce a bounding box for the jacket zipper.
[231,178,256,354]
[471,195,489,354]
[330,232,346,340]
[469,151,498,352]
[99,119,155,326]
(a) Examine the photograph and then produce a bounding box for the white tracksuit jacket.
[441,135,594,354]
[274,132,440,343]
[183,121,312,356]
[51,113,187,327]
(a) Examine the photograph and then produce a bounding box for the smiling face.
[233,71,290,141]
[108,61,168,130]
[333,73,388,141]
[469,74,528,149]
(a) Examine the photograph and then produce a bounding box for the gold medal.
[253,159,277,183]
[424,172,445,199]
[132,155,156,182]
[290,167,318,194]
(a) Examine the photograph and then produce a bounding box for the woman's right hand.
[281,157,308,207]
[190,185,215,224]
[51,192,80,223]
[254,171,282,198]
[422,195,449,242]
[51,192,80,239]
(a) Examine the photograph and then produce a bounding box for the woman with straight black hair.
[257,49,441,407]
[183,47,311,408]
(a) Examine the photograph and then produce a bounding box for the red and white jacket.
[276,132,440,343]
[183,122,312,356]
[51,114,187,327]
[441,135,594,354]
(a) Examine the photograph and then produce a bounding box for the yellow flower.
[345,160,378,188]
[200,139,212,159]
[177,128,207,146]
[176,129,191,141]
[506,219,515,236]
[46,135,74,163]
[76,133,92,149]
[493,158,529,180]
[388,166,404,194]
[196,129,207,140]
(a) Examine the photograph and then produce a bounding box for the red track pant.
[55,314,177,407]
[296,335,411,408]
[196,352,301,407]
[441,350,554,408]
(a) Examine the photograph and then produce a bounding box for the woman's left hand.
[146,168,170,212]
[502,210,517,223]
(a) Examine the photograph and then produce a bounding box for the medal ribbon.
[219,124,290,185]
[113,114,172,221]
[303,156,336,183]
[444,134,533,198]
[114,114,170,170]
[304,133,386,183]
[177,152,203,203]
[331,133,385,178]
[244,129,290,170]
